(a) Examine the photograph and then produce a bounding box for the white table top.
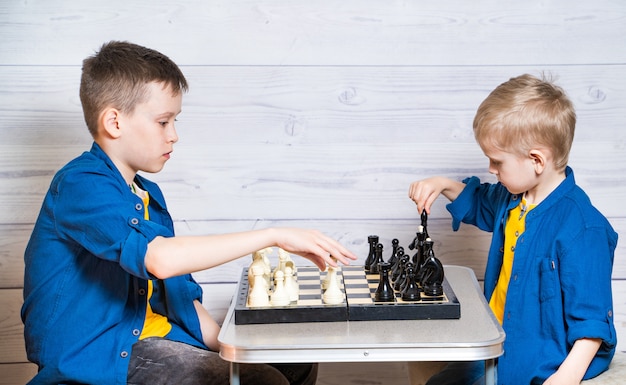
[218,265,505,364]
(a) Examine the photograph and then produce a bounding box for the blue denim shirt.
[447,167,617,384]
[22,143,206,384]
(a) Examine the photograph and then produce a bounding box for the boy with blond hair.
[409,74,617,384]
[22,41,356,385]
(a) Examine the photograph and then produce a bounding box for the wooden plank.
[2,140,623,223]
[1,65,625,146]
[0,363,37,385]
[0,0,624,66]
[0,225,31,288]
[0,289,27,363]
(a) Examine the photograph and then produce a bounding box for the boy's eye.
[159,118,177,127]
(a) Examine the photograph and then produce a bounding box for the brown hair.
[79,41,188,136]
[473,74,576,170]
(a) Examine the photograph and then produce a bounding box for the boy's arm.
[193,300,221,351]
[145,227,357,280]
[543,338,602,385]
[408,176,466,214]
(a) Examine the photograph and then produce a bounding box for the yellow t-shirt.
[131,183,172,339]
[489,197,535,324]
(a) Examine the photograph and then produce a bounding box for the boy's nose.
[168,126,179,143]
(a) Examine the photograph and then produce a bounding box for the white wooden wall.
[1,1,625,383]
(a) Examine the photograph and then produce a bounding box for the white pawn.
[270,271,290,307]
[284,266,299,303]
[322,267,344,305]
[247,265,270,307]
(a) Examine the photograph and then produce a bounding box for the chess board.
[233,265,460,325]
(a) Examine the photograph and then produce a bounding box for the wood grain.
[0,1,624,66]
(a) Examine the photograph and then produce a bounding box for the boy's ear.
[529,149,547,174]
[100,108,122,139]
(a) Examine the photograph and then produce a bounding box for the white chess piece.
[270,270,290,306]
[322,267,344,305]
[247,265,270,307]
[274,250,287,277]
[278,248,297,274]
[251,247,273,288]
[284,266,299,303]
[249,252,267,287]
[322,265,341,290]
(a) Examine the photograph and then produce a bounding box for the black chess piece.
[400,262,415,293]
[392,252,408,283]
[387,239,400,267]
[417,239,434,285]
[374,262,395,302]
[410,228,427,266]
[394,255,409,291]
[370,243,384,274]
[401,263,421,301]
[390,247,404,280]
[421,209,429,239]
[421,242,444,297]
[364,235,379,273]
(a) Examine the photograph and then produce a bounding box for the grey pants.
[127,337,317,385]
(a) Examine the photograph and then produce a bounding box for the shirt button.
[515,231,519,237]
[138,288,146,295]
[608,310,613,317]
[510,246,515,252]
[131,218,139,225]
[120,351,128,358]
[135,203,143,211]
[133,329,141,336]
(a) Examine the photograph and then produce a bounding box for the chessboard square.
[297,299,323,306]
[299,290,321,297]
[298,276,320,282]
[346,292,372,299]
[299,284,321,290]
[297,271,320,277]
[346,288,371,295]
[341,270,365,277]
[348,298,373,305]
[348,281,364,286]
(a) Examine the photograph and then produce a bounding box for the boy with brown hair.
[409,74,617,384]
[22,41,356,385]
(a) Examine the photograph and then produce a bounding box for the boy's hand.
[408,176,465,215]
[271,228,358,270]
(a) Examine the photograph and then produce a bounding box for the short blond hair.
[79,41,188,137]
[473,74,576,170]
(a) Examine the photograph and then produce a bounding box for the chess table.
[219,265,505,385]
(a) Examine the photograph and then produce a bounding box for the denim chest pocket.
[539,258,559,302]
